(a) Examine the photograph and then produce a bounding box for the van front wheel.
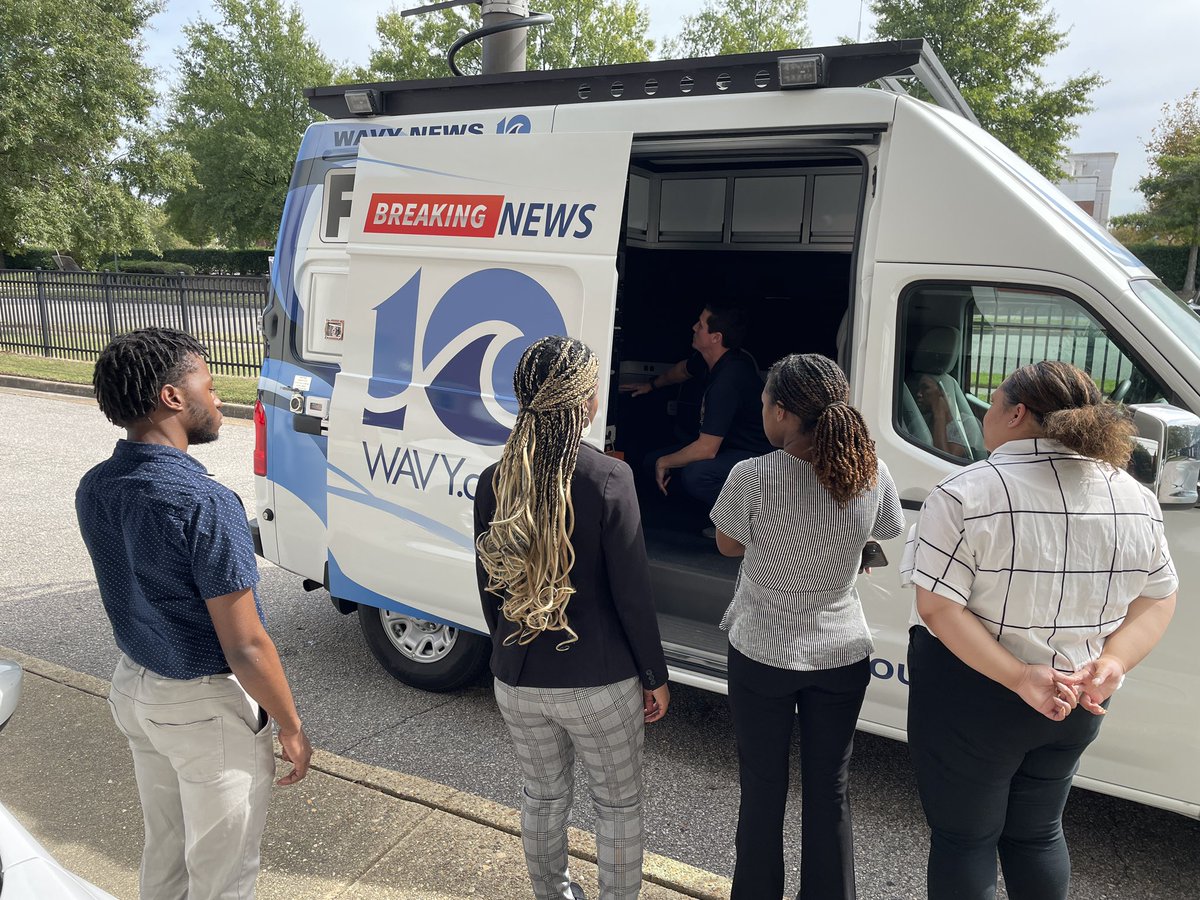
[359,607,490,692]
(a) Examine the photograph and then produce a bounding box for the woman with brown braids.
[901,361,1177,900]
[474,335,670,900]
[710,352,904,900]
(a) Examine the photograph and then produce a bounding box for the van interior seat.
[897,383,933,446]
[904,325,986,460]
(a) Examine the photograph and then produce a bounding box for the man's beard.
[186,404,221,445]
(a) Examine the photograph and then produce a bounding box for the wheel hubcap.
[379,610,458,664]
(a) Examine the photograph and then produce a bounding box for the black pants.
[907,626,1105,900]
[727,644,870,900]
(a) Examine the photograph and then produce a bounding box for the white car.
[0,660,118,899]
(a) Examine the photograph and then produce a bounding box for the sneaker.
[701,525,717,540]
[569,882,587,900]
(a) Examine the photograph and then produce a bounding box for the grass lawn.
[0,351,259,405]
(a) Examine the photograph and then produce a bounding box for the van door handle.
[900,489,927,511]
[292,414,325,436]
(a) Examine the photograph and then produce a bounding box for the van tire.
[358,606,490,692]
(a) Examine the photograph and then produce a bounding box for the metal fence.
[966,295,1135,401]
[0,269,268,377]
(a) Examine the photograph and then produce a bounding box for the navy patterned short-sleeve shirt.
[76,440,263,679]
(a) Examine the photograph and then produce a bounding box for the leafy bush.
[1124,244,1191,291]
[121,248,271,276]
[98,260,197,275]
[4,246,270,276]
[5,247,58,269]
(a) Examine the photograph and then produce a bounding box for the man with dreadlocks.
[76,327,310,900]
[474,335,670,900]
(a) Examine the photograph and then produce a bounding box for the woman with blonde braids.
[711,352,904,900]
[474,335,670,900]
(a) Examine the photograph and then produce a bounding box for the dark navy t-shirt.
[686,350,772,455]
[76,440,263,679]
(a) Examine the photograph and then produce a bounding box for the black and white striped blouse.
[711,451,905,671]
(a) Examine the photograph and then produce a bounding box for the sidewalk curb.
[0,645,732,900]
[0,374,254,420]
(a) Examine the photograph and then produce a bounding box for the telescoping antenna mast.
[401,0,554,75]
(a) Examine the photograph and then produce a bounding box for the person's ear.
[158,382,186,413]
[1009,402,1029,428]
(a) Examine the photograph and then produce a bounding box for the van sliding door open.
[324,132,632,635]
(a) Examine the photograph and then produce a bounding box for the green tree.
[1115,90,1200,294]
[356,7,475,81]
[871,0,1102,180]
[663,0,810,59]
[166,0,335,246]
[0,0,187,266]
[527,0,653,70]
[359,0,652,81]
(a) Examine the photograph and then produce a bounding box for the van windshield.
[1130,278,1200,360]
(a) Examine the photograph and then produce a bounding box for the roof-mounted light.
[778,54,826,89]
[344,89,382,116]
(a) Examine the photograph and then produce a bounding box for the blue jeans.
[907,627,1105,900]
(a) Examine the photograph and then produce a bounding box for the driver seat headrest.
[910,326,961,376]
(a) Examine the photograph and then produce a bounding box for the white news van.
[253,41,1200,818]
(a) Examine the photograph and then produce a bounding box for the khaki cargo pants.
[108,654,275,900]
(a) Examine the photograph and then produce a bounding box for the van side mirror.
[0,659,22,733]
[1127,404,1200,509]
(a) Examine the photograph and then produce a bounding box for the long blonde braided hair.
[476,336,599,650]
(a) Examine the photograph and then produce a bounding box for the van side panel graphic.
[423,268,566,442]
[365,193,504,237]
[323,132,631,636]
[261,358,331,524]
[367,272,420,400]
[361,267,567,445]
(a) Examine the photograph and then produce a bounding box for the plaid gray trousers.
[494,676,645,900]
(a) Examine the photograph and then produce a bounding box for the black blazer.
[474,444,668,690]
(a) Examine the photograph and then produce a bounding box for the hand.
[643,685,670,723]
[1010,664,1079,721]
[919,375,952,422]
[654,459,672,495]
[620,382,653,397]
[276,725,313,785]
[1062,655,1126,715]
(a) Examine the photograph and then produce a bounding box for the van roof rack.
[305,38,978,125]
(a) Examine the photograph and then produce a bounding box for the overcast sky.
[141,0,1200,218]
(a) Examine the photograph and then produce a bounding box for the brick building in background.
[1055,152,1118,225]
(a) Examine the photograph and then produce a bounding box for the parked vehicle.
[253,40,1200,818]
[0,660,118,899]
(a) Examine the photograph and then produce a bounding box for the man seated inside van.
[622,303,772,534]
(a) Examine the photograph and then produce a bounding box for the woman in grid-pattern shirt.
[711,353,904,900]
[901,361,1177,900]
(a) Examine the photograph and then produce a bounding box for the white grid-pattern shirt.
[711,452,905,671]
[900,438,1178,671]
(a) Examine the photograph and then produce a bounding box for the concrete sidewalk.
[0,647,731,899]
